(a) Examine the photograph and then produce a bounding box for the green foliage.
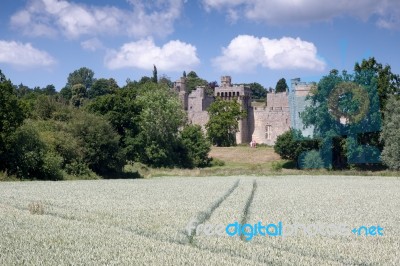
[133,83,186,167]
[0,78,26,170]
[87,78,118,99]
[67,111,125,174]
[354,57,400,112]
[59,87,72,101]
[152,65,158,83]
[71,84,87,108]
[274,129,319,167]
[274,129,303,161]
[210,158,225,167]
[180,125,211,168]
[381,96,400,170]
[4,123,62,180]
[270,161,284,171]
[186,71,208,93]
[86,86,140,138]
[67,67,94,90]
[248,82,267,100]
[301,67,382,168]
[34,95,58,120]
[300,150,324,169]
[275,78,288,93]
[206,99,246,147]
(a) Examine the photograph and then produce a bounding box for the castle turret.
[221,76,232,87]
[173,77,188,110]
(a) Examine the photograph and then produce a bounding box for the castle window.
[217,92,220,97]
[237,92,240,96]
[265,125,272,140]
[229,92,232,97]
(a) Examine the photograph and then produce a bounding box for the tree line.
[0,68,212,180]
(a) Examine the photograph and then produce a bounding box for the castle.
[174,76,314,145]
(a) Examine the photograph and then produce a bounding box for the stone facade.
[175,76,313,145]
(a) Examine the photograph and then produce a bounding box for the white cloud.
[0,40,56,67]
[105,39,200,71]
[213,35,325,72]
[10,0,184,39]
[81,38,104,52]
[202,0,400,28]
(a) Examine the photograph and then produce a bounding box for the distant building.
[174,76,314,145]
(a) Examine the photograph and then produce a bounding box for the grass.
[2,146,399,180]
[123,146,400,178]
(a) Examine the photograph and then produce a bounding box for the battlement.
[291,78,315,97]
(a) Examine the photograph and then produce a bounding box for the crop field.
[1,175,399,265]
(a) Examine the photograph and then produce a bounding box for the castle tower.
[173,77,188,110]
[221,76,232,87]
[214,76,252,144]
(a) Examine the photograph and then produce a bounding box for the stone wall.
[251,92,291,145]
[174,75,312,145]
[187,87,213,130]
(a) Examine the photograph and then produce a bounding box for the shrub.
[381,96,400,170]
[270,161,284,171]
[274,129,319,168]
[67,111,125,174]
[300,150,325,169]
[210,158,225,167]
[180,125,211,168]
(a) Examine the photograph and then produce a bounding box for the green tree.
[206,99,246,147]
[275,78,288,93]
[67,67,95,90]
[71,84,87,108]
[186,71,208,93]
[354,57,400,112]
[86,84,140,145]
[67,111,125,174]
[152,65,158,83]
[0,69,5,82]
[381,96,400,170]
[301,67,382,169]
[274,129,319,168]
[248,82,266,100]
[133,83,186,167]
[87,78,119,99]
[159,75,173,88]
[179,125,211,168]
[59,87,72,102]
[0,77,26,170]
[4,123,63,180]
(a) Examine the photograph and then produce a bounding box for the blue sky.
[1,0,400,90]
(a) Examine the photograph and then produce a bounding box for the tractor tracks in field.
[240,179,258,241]
[183,179,240,244]
[183,178,259,245]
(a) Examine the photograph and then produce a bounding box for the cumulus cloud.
[81,38,104,52]
[105,39,200,71]
[213,35,325,72]
[10,0,184,39]
[202,0,400,28]
[0,40,56,67]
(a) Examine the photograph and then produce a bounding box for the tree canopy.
[275,78,288,93]
[206,99,246,147]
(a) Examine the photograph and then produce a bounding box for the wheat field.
[1,176,399,265]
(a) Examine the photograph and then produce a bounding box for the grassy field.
[1,175,399,265]
[125,146,400,178]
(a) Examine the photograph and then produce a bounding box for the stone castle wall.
[251,92,291,145]
[187,87,213,130]
[176,76,313,145]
